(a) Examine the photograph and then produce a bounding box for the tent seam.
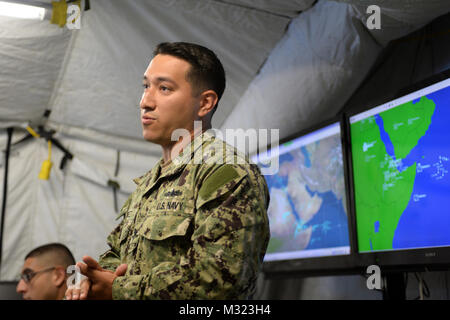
[45,28,81,127]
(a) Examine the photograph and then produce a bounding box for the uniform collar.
[132,158,163,187]
[132,131,214,192]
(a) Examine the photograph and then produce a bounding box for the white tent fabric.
[221,0,382,148]
[0,17,70,128]
[1,0,450,281]
[338,0,450,46]
[0,131,153,280]
[220,0,317,18]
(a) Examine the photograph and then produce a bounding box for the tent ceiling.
[214,0,317,18]
[220,0,450,146]
[0,15,71,125]
[336,0,450,46]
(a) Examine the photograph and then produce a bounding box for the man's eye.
[22,272,32,282]
[160,86,170,92]
[142,84,149,89]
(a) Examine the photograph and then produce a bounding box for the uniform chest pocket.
[137,212,193,241]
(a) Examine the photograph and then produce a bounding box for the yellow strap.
[26,126,51,159]
[47,140,52,160]
[26,126,40,138]
[51,0,68,27]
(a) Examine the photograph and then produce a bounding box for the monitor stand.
[382,272,406,300]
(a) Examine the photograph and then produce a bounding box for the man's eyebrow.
[143,76,176,84]
[21,268,32,274]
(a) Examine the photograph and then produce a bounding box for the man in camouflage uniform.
[65,42,270,300]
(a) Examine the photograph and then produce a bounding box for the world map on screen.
[262,131,350,260]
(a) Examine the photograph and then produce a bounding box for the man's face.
[140,54,201,146]
[16,257,58,300]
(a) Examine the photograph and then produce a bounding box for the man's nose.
[16,279,27,293]
[140,88,156,110]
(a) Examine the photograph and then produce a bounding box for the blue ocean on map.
[303,186,349,250]
[376,86,450,249]
[264,150,349,252]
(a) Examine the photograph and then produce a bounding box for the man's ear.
[53,267,66,287]
[198,90,218,118]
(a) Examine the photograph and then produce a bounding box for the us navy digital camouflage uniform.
[98,131,270,299]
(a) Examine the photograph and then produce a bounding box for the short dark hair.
[153,42,226,116]
[25,243,75,268]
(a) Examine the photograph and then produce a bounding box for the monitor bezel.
[255,116,362,277]
[345,68,450,273]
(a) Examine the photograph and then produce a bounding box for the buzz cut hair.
[153,42,226,116]
[25,243,75,268]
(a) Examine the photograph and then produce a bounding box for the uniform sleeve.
[111,164,270,299]
[98,196,132,272]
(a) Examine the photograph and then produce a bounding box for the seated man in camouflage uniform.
[65,42,270,300]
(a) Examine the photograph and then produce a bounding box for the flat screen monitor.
[252,119,356,276]
[348,70,450,270]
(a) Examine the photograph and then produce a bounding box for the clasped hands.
[65,256,127,300]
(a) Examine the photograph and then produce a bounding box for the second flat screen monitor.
[253,122,351,262]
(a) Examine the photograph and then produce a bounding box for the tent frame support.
[0,128,13,276]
